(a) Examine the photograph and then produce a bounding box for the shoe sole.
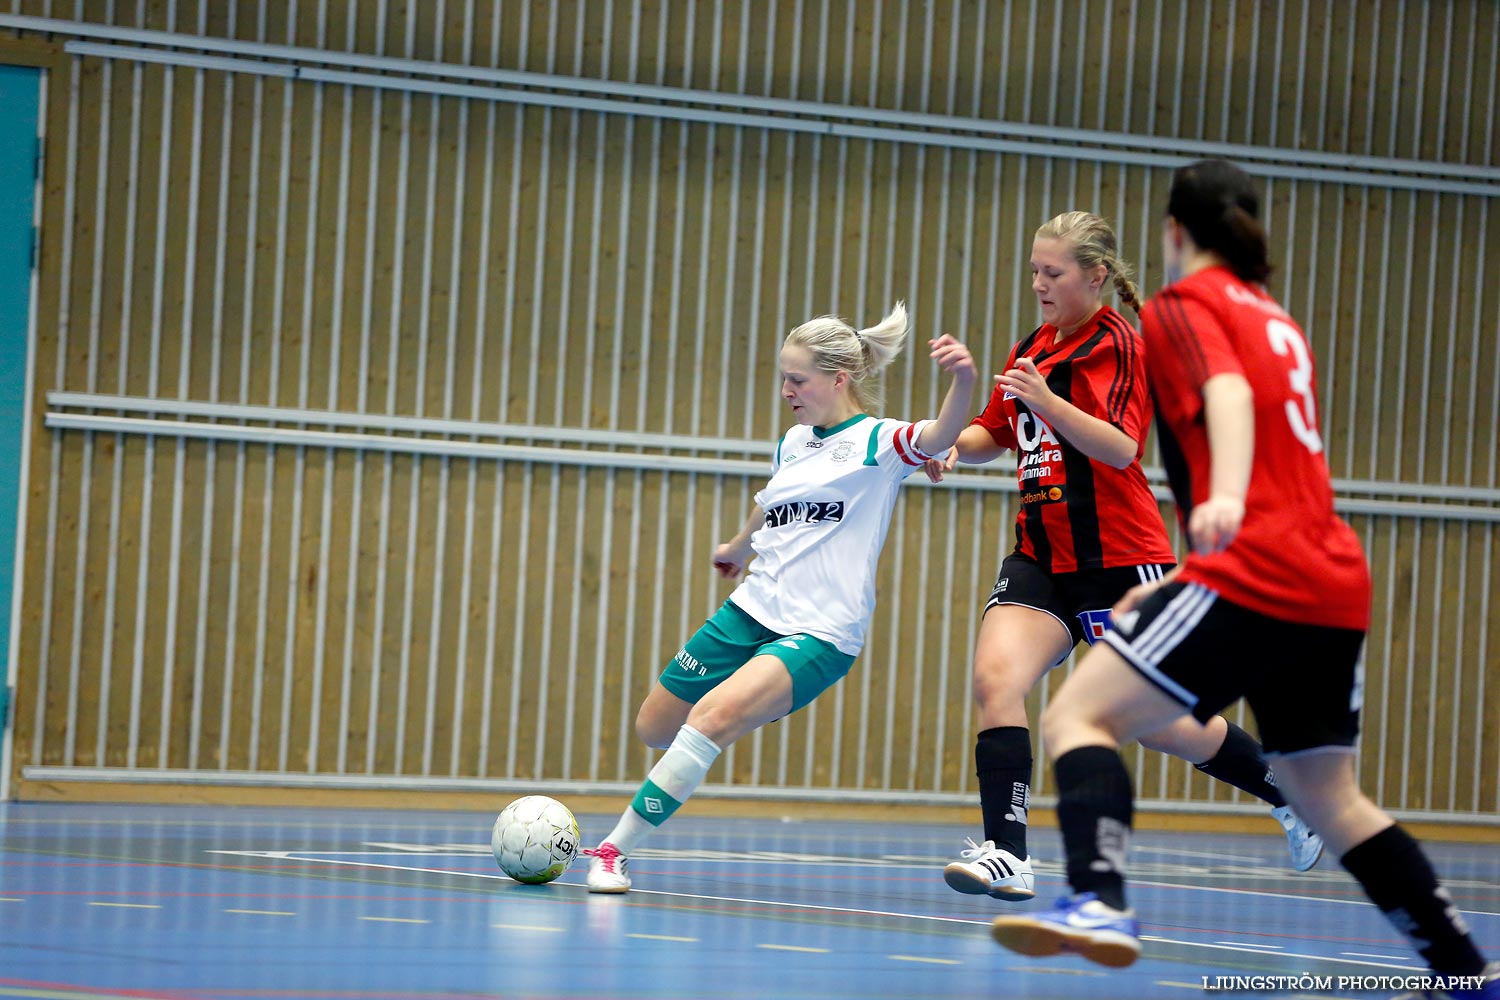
[1292,841,1325,873]
[991,916,1140,968]
[942,864,1035,901]
[586,883,631,894]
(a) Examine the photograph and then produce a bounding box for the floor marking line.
[756,944,829,953]
[1340,951,1415,961]
[220,852,993,927]
[1142,935,1422,970]
[1133,846,1267,864]
[626,933,698,942]
[86,902,160,909]
[210,849,1500,919]
[221,848,1483,975]
[1156,981,1208,990]
[1131,876,1500,916]
[491,924,564,933]
[223,908,295,916]
[358,916,430,924]
[1214,940,1284,948]
[887,955,960,965]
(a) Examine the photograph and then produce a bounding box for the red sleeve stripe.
[1156,292,1210,385]
[1099,313,1137,426]
[892,422,930,465]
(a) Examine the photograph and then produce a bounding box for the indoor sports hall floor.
[1,802,1496,1000]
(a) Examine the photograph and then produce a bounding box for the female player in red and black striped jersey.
[990,162,1497,995]
[932,212,1319,902]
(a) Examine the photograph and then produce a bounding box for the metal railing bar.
[0,13,1486,183]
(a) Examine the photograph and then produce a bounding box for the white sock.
[603,724,722,854]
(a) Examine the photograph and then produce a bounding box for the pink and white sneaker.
[584,842,631,894]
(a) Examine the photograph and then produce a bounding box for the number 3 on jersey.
[1265,317,1324,455]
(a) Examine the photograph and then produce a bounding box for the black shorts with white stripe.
[985,551,1175,654]
[1102,581,1367,755]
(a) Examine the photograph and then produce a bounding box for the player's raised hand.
[929,335,977,382]
[922,446,959,484]
[995,356,1055,416]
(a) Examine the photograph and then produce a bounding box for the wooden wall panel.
[3,2,1498,821]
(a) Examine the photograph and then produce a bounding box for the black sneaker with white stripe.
[943,837,1035,900]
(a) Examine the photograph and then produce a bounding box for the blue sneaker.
[1272,805,1324,872]
[991,892,1141,968]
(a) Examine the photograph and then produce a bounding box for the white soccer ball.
[491,795,580,884]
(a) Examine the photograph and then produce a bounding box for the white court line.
[257,847,1500,918]
[1133,846,1267,864]
[227,847,1500,897]
[1138,936,1424,972]
[1341,952,1416,962]
[205,849,1491,971]
[1215,941,1283,949]
[224,908,295,916]
[359,915,429,924]
[1129,875,1500,917]
[206,851,990,927]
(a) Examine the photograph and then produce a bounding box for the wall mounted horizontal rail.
[0,13,1495,196]
[44,397,1500,521]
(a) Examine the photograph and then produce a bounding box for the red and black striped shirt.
[972,305,1175,574]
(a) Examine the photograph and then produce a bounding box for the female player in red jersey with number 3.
[989,160,1497,999]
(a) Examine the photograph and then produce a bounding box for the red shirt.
[972,305,1175,574]
[1140,266,1371,630]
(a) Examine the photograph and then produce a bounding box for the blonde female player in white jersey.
[582,302,977,892]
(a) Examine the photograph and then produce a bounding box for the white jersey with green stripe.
[729,413,935,656]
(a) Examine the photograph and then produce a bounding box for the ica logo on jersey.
[764,500,846,529]
[1014,411,1063,481]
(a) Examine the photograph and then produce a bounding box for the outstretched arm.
[712,505,765,578]
[915,335,979,457]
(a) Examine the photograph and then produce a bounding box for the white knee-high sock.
[602,724,722,854]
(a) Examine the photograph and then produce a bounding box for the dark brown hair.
[1166,159,1273,284]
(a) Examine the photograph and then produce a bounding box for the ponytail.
[785,302,911,415]
[854,301,909,375]
[1219,202,1273,284]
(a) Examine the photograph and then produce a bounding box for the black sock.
[975,727,1033,857]
[1341,825,1486,977]
[1054,745,1133,911]
[1193,721,1286,808]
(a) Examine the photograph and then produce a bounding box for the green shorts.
[659,600,858,713]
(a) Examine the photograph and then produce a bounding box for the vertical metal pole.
[32,50,81,770]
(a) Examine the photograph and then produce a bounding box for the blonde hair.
[784,301,909,414]
[1035,211,1143,314]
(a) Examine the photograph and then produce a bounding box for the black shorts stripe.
[1103,581,1367,755]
